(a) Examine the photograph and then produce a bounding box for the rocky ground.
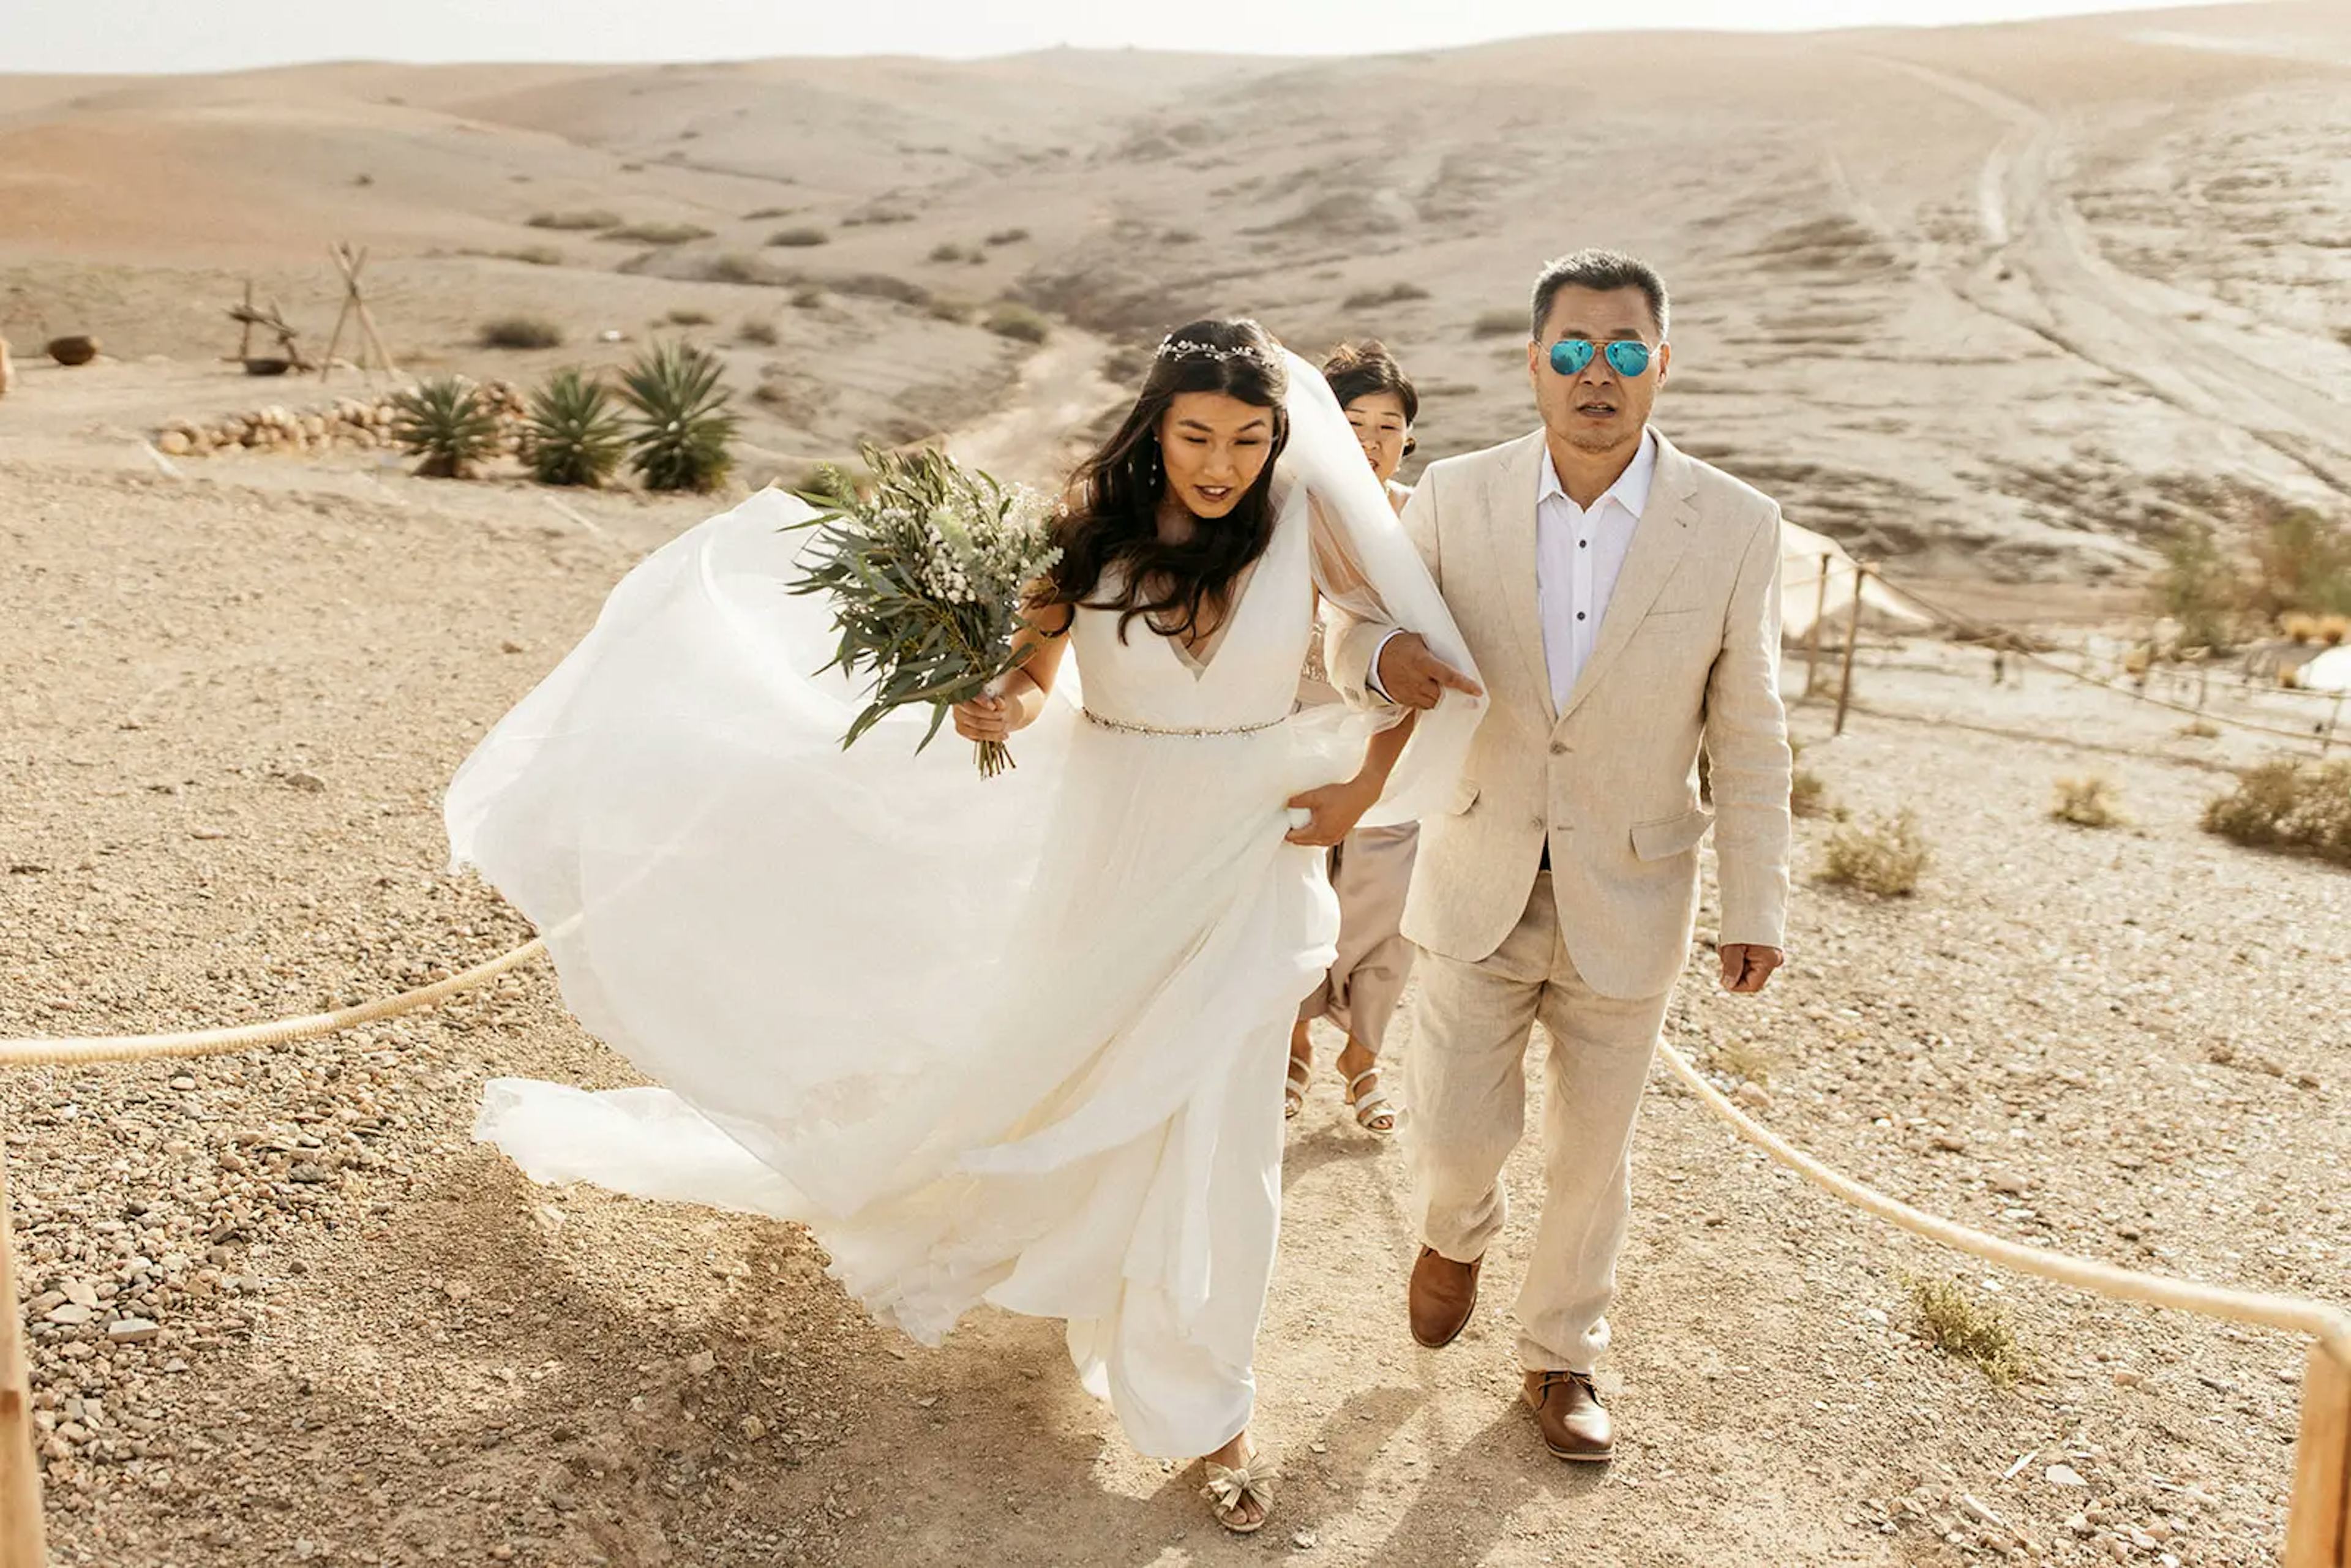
[2,437,2345,1567]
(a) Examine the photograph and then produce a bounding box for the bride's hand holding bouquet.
[789,445,1063,777]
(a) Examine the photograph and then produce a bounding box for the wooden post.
[1804,553,1831,700]
[2285,1340,2350,1567]
[1833,562,1869,737]
[236,279,254,361]
[2325,693,2345,758]
[0,1146,48,1568]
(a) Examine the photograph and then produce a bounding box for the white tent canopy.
[1779,519,1930,641]
[2299,644,2351,694]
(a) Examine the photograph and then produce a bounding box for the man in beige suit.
[1327,249,1792,1462]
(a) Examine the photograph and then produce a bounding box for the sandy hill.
[2,6,2347,586]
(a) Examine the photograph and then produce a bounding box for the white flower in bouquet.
[787,445,1062,776]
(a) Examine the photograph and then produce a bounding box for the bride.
[444,317,1484,1533]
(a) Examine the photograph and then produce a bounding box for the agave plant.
[522,367,628,487]
[390,375,503,479]
[620,340,739,493]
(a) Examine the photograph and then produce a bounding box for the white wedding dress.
[446,353,1483,1457]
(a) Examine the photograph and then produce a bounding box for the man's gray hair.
[1529,249,1670,342]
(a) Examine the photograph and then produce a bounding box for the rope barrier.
[9,921,2344,1364]
[1655,1040,2351,1364]
[0,939,544,1067]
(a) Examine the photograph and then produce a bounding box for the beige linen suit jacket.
[1329,428,1793,1000]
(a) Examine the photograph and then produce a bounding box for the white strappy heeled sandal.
[1284,1053,1311,1120]
[1346,1065,1398,1135]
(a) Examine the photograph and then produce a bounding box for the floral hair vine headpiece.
[1155,336,1283,373]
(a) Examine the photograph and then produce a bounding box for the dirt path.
[940,326,1122,486]
[1862,53,2351,492]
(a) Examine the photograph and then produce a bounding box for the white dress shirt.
[1368,429,1657,708]
[1535,429,1655,708]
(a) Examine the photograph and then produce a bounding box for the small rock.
[1734,1081,1774,1112]
[107,1318,160,1345]
[684,1349,718,1378]
[1988,1170,2030,1196]
[2046,1464,2088,1488]
[500,639,527,655]
[1930,1133,1968,1153]
[740,1414,766,1441]
[1291,1529,1319,1550]
[169,1076,197,1092]
[45,1302,92,1327]
[283,770,328,793]
[62,1280,99,1310]
[190,826,228,841]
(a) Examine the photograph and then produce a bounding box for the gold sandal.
[1202,1448,1278,1534]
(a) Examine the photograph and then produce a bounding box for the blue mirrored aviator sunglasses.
[1549,338,1654,378]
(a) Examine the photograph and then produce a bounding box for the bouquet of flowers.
[788,444,1062,777]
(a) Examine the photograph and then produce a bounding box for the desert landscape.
[3,4,2349,1565]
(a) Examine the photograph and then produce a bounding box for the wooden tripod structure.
[319,242,398,383]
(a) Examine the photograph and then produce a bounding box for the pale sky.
[5,0,2263,75]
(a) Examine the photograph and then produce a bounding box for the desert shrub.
[769,226,830,248]
[985,227,1030,246]
[2153,522,2242,651]
[1712,1038,1777,1087]
[984,302,1050,344]
[928,242,968,263]
[829,273,931,307]
[927,298,973,324]
[620,340,738,493]
[504,245,564,266]
[1790,767,1830,820]
[790,287,825,310]
[2202,759,2351,865]
[700,252,770,285]
[2249,503,2351,618]
[743,205,795,220]
[1342,280,1431,312]
[1472,308,1526,339]
[1907,1275,2031,1388]
[738,318,779,346]
[2177,718,2221,739]
[2321,615,2351,647]
[1820,808,1929,895]
[528,209,621,231]
[479,315,564,350]
[2051,775,2124,828]
[520,368,627,488]
[1788,738,1832,819]
[391,377,503,479]
[666,307,715,326]
[604,220,715,245]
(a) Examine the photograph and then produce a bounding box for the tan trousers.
[1297,822,1420,1051]
[1404,872,1671,1373]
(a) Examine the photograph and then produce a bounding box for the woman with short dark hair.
[1288,339,1423,1136]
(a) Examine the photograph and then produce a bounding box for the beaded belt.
[1082,708,1287,738]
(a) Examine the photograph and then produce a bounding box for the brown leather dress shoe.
[1408,1247,1482,1348]
[1523,1370,1613,1461]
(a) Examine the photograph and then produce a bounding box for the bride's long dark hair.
[1039,318,1291,644]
